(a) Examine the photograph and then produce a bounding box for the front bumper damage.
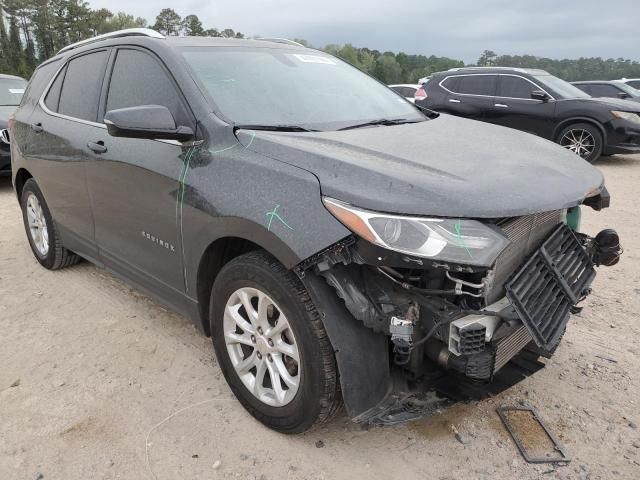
[299,217,622,426]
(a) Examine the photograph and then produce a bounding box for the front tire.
[557,122,603,163]
[210,251,341,433]
[20,178,80,270]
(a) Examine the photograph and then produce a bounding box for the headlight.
[611,111,640,125]
[323,198,510,267]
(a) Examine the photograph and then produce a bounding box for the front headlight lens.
[323,198,510,267]
[611,111,640,125]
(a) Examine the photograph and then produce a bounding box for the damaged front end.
[299,197,622,426]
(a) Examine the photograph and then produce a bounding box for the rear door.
[487,74,556,137]
[440,74,497,121]
[85,47,196,306]
[24,49,110,259]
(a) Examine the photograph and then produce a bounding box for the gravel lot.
[1,155,639,480]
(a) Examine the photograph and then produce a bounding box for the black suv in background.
[418,67,640,162]
[10,30,621,433]
[0,74,27,174]
[572,80,640,103]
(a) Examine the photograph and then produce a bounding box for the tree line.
[477,50,640,82]
[2,2,640,85]
[0,2,244,77]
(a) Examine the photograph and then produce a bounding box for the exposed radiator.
[486,210,564,304]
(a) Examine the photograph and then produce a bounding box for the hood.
[0,105,17,125]
[237,114,604,218]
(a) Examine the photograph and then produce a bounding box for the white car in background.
[388,84,427,103]
[619,78,640,89]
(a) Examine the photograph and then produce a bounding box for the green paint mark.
[208,143,238,155]
[454,219,473,259]
[175,146,197,222]
[244,131,256,148]
[266,204,293,232]
[208,131,256,155]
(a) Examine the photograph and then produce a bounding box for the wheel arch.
[13,167,33,200]
[192,223,302,336]
[553,117,606,144]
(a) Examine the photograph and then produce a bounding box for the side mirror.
[531,90,550,102]
[104,105,194,141]
[618,92,630,99]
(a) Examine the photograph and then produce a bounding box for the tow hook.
[593,229,622,266]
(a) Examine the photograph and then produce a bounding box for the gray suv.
[10,29,621,433]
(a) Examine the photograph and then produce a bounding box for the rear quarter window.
[44,65,66,112]
[19,59,62,109]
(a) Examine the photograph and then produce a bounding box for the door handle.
[87,141,107,154]
[31,123,43,133]
[495,103,509,108]
[449,99,461,104]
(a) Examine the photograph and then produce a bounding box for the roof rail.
[254,37,305,47]
[447,66,549,75]
[58,28,164,55]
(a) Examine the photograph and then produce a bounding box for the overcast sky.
[89,0,640,63]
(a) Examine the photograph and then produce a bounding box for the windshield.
[0,78,27,106]
[180,47,424,130]
[532,74,591,99]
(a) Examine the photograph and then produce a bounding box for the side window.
[627,80,640,89]
[21,59,62,109]
[58,50,109,122]
[575,84,592,96]
[441,76,460,93]
[105,49,189,125]
[591,84,619,98]
[497,76,537,99]
[44,65,66,112]
[455,75,497,96]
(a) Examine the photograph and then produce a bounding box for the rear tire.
[210,250,341,433]
[20,178,80,270]
[557,122,603,163]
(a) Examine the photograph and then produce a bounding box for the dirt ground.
[1,155,639,480]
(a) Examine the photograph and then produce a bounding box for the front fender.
[181,140,350,296]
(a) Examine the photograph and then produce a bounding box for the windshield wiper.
[338,118,422,131]
[234,124,319,132]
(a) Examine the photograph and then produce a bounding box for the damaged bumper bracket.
[505,224,596,353]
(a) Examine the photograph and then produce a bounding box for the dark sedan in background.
[417,67,640,162]
[0,74,27,174]
[572,80,640,103]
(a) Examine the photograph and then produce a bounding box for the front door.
[487,75,557,138]
[85,47,196,305]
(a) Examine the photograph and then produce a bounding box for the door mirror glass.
[104,105,193,141]
[531,90,550,101]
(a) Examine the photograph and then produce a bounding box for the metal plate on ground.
[497,405,571,464]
